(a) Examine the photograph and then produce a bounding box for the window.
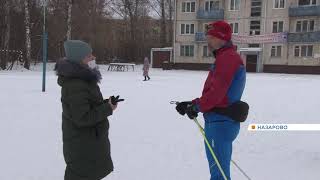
[251,0,262,17]
[294,45,313,57]
[181,24,185,34]
[271,46,282,57]
[294,46,300,57]
[181,24,195,35]
[203,45,213,57]
[273,21,284,33]
[205,1,219,11]
[182,2,196,12]
[182,2,185,12]
[250,21,261,35]
[308,47,313,56]
[301,46,307,56]
[230,23,239,34]
[310,20,314,31]
[296,21,301,32]
[230,0,240,11]
[180,45,194,57]
[302,20,308,31]
[274,0,285,9]
[298,0,316,6]
[296,20,315,32]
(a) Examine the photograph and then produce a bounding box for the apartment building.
[173,0,320,73]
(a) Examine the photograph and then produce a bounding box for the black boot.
[147,76,150,80]
[143,76,147,81]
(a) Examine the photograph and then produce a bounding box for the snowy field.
[1,64,320,180]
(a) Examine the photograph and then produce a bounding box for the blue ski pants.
[203,113,240,180]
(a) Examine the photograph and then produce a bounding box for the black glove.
[176,101,192,115]
[103,95,125,105]
[186,104,198,119]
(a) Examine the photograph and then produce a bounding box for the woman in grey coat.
[143,57,151,81]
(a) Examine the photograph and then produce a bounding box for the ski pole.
[171,101,227,178]
[193,117,228,180]
[193,118,251,180]
[231,160,252,180]
[194,118,252,180]
[171,101,252,180]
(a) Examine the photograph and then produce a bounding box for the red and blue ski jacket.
[193,45,246,113]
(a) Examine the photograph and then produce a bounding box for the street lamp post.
[42,0,48,92]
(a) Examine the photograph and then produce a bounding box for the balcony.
[287,31,320,43]
[289,5,320,17]
[196,8,224,20]
[195,32,206,42]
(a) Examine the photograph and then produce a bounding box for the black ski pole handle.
[170,101,180,105]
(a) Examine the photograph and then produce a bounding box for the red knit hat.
[206,21,232,41]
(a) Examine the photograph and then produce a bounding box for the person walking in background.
[143,57,151,81]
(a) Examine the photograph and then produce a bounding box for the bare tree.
[1,0,11,70]
[1,0,164,66]
[147,0,173,46]
[66,0,73,40]
[110,0,148,62]
[160,0,166,47]
[167,0,173,44]
[24,0,31,69]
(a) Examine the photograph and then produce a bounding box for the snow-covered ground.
[1,64,320,180]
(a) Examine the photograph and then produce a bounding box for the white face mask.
[87,59,98,69]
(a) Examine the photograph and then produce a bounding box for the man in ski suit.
[175,21,246,180]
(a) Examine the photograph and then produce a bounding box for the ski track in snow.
[1,64,320,180]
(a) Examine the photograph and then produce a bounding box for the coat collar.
[212,41,236,58]
[55,59,102,85]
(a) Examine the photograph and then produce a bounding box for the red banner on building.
[232,32,288,44]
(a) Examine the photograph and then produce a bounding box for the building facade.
[173,0,320,73]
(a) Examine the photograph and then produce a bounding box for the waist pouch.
[211,101,249,122]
